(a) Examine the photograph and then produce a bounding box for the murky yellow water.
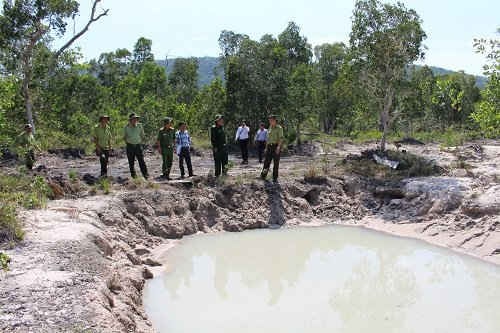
[144,226,500,333]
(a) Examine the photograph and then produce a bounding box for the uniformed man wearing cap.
[123,113,149,179]
[18,123,40,170]
[261,114,284,182]
[93,115,112,177]
[210,115,228,177]
[156,117,175,180]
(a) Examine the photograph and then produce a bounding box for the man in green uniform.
[18,123,39,170]
[210,114,228,177]
[123,113,149,179]
[261,114,284,182]
[93,115,112,177]
[156,117,175,180]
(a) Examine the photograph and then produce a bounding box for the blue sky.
[59,0,498,75]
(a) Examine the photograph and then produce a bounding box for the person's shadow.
[265,181,286,228]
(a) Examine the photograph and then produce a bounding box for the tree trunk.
[22,75,34,132]
[380,87,395,152]
[296,122,301,145]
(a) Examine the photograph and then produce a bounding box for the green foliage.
[68,170,78,182]
[0,77,18,147]
[0,4,493,153]
[0,174,51,242]
[349,0,426,150]
[0,252,10,271]
[471,30,500,138]
[169,58,199,105]
[472,75,500,137]
[99,178,111,195]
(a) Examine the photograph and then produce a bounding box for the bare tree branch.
[54,0,109,59]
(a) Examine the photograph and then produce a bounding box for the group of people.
[19,113,285,182]
[95,113,196,180]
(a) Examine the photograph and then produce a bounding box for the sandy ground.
[1,140,499,332]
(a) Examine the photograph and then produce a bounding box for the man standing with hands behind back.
[124,113,149,179]
[261,114,284,183]
[211,114,228,178]
[254,122,268,163]
[93,115,112,177]
[156,117,175,180]
[235,120,250,164]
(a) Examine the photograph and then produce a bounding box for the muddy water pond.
[144,226,500,333]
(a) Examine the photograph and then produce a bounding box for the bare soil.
[1,140,499,332]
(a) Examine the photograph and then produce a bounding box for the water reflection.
[144,226,500,333]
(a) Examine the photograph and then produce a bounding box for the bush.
[0,252,11,271]
[0,174,52,243]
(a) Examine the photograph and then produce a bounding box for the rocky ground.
[1,140,499,332]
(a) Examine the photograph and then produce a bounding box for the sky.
[56,0,499,75]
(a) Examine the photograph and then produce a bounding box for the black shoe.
[188,174,195,178]
[180,175,185,179]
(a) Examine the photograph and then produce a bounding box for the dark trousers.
[256,141,266,162]
[261,144,280,181]
[126,144,148,178]
[178,147,193,177]
[161,148,173,177]
[239,138,249,162]
[213,147,228,177]
[98,149,110,176]
[25,150,35,170]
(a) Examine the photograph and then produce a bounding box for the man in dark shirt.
[210,115,228,177]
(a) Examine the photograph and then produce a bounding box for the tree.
[287,64,318,143]
[278,22,312,67]
[132,37,154,73]
[397,66,436,134]
[431,73,479,128]
[349,0,426,151]
[472,29,500,137]
[0,0,108,132]
[192,78,226,133]
[168,58,199,105]
[314,43,347,133]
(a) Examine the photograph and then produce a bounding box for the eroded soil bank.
[1,140,499,332]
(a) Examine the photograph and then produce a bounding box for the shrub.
[0,252,10,271]
[0,174,52,243]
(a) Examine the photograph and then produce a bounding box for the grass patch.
[68,169,78,182]
[99,178,111,194]
[191,135,212,150]
[413,129,481,147]
[0,252,11,271]
[0,173,52,243]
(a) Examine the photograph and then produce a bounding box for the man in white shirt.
[235,120,250,164]
[254,122,268,163]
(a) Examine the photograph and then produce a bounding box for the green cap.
[163,117,173,124]
[129,113,140,120]
[268,114,278,120]
[99,115,110,121]
[214,114,224,122]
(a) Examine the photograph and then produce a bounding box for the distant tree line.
[0,0,498,153]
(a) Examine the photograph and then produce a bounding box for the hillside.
[158,57,487,88]
[157,56,224,87]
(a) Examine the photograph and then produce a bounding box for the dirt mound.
[47,148,85,159]
[343,149,444,179]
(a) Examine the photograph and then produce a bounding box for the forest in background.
[0,0,498,154]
